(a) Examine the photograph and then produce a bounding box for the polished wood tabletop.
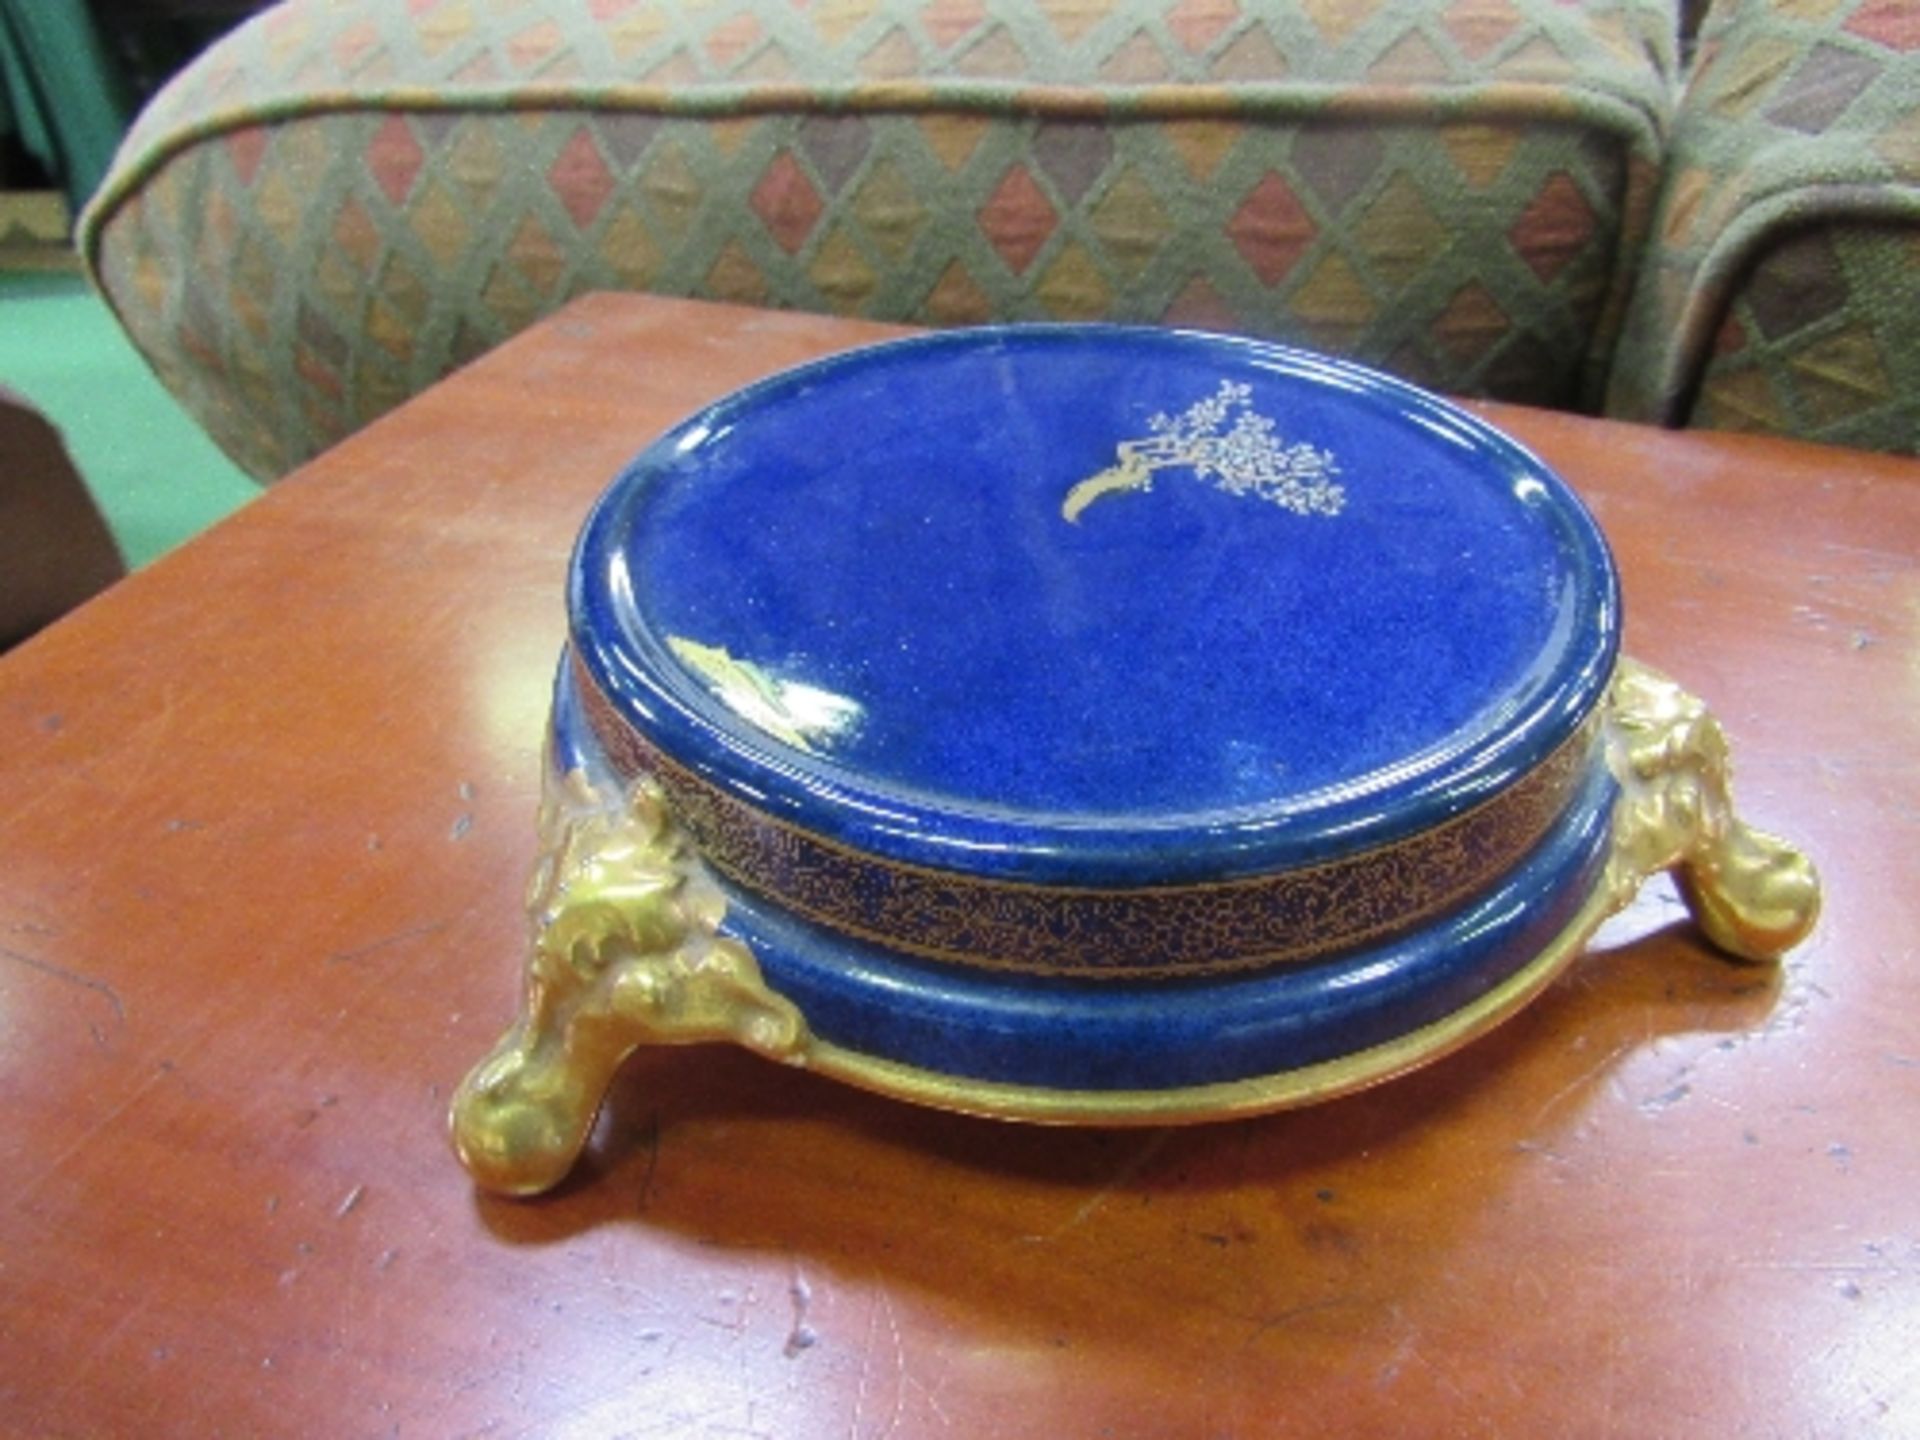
[2,295,1916,1438]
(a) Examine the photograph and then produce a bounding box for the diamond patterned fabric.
[1610,0,1920,453]
[80,0,1676,479]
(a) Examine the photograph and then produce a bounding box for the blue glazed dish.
[555,325,1621,1094]
[453,325,1819,1193]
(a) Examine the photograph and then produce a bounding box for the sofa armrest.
[1608,0,1919,453]
[82,0,1676,480]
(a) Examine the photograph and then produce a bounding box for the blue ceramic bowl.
[557,326,1620,1094]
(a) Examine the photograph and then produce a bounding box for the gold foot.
[1603,660,1820,963]
[450,764,809,1196]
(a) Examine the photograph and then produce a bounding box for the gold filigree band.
[573,652,1599,980]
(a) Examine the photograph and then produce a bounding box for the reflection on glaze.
[667,637,862,754]
[1061,380,1347,523]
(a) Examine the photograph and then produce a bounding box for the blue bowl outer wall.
[568,326,1620,892]
[551,659,1617,1092]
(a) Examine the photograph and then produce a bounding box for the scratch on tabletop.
[634,1111,662,1213]
[849,1286,907,1440]
[326,920,448,965]
[606,1402,747,1440]
[90,681,185,767]
[1238,1294,1354,1352]
[915,1366,954,1431]
[1021,1129,1172,1242]
[697,1286,754,1336]
[1528,1038,1639,1130]
[36,1293,153,1414]
[1373,1312,1423,1391]
[18,1063,173,1206]
[0,943,127,1023]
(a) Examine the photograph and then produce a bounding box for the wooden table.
[2,295,1916,1437]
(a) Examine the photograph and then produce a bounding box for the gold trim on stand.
[452,658,1820,1195]
[449,765,810,1196]
[805,877,1616,1126]
[1600,659,1820,962]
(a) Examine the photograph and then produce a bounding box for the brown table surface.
[3,295,1917,1438]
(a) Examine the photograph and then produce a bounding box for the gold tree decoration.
[1062,381,1347,523]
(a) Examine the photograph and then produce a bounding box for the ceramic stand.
[450,659,1817,1196]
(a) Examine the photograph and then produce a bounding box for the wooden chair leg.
[0,385,125,649]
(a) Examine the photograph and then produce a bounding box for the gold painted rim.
[793,873,1618,1125]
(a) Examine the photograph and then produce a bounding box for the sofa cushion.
[1610,0,1920,453]
[81,0,1675,479]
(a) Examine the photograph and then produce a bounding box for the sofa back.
[81,0,1677,479]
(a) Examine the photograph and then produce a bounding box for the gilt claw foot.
[1603,660,1820,964]
[450,763,808,1195]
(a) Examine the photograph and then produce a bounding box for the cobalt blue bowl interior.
[558,326,1622,1091]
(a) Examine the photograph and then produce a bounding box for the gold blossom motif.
[452,658,1819,1195]
[1061,380,1346,523]
[449,760,809,1196]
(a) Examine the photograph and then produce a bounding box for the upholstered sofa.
[78,0,1919,482]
